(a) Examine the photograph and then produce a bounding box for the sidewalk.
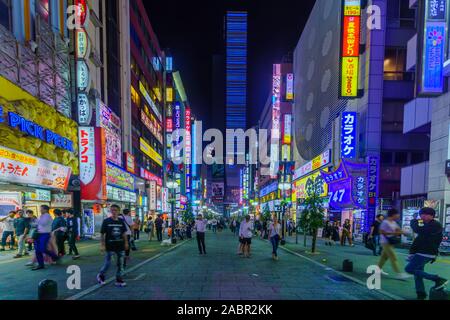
[282,234,450,300]
[0,237,185,300]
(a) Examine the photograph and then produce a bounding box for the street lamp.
[167,180,178,244]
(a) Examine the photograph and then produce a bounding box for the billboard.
[341,112,357,159]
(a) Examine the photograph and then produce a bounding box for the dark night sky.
[144,0,316,129]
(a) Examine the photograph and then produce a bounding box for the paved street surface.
[78,231,389,300]
[0,237,175,300]
[283,234,450,300]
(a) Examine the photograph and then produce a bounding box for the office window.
[384,48,410,80]
[0,0,11,31]
[37,0,51,24]
[387,0,415,28]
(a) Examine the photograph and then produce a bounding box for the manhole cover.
[326,275,351,283]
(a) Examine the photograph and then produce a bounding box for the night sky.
[144,0,316,129]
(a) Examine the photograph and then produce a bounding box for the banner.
[0,146,71,190]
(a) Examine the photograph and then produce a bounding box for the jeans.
[17,234,26,255]
[1,231,14,248]
[68,232,79,255]
[270,234,280,256]
[372,235,381,255]
[156,228,163,242]
[35,233,58,267]
[196,232,206,254]
[100,251,125,280]
[405,254,440,295]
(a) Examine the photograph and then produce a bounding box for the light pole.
[167,180,178,244]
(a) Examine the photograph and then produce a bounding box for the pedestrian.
[52,209,67,257]
[97,204,129,287]
[66,209,80,260]
[155,214,164,242]
[377,208,411,280]
[235,219,240,237]
[261,219,268,239]
[0,211,16,251]
[13,210,30,258]
[32,205,59,270]
[368,214,384,256]
[25,210,36,253]
[133,216,141,241]
[231,219,236,234]
[323,221,333,246]
[331,221,340,245]
[239,215,254,258]
[340,219,354,246]
[211,217,217,233]
[287,219,293,236]
[194,214,207,255]
[269,216,282,260]
[146,216,154,241]
[405,207,448,300]
[119,209,134,267]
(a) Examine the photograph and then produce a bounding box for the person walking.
[405,207,448,300]
[323,221,333,246]
[146,216,154,241]
[368,214,384,256]
[340,219,354,246]
[331,221,340,245]
[66,209,80,260]
[194,214,207,255]
[97,204,129,287]
[0,211,16,251]
[25,210,36,253]
[155,214,164,242]
[239,215,254,258]
[377,208,411,280]
[133,217,141,241]
[13,210,30,258]
[119,209,134,268]
[211,218,217,233]
[32,205,59,270]
[261,219,268,239]
[52,209,67,257]
[269,216,282,260]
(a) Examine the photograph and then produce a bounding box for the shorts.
[242,237,252,245]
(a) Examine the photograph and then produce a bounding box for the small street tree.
[301,192,325,253]
[261,204,271,223]
[182,202,195,225]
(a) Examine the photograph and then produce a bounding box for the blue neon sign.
[422,22,446,94]
[341,112,357,159]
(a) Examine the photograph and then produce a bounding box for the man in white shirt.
[32,205,59,270]
[211,218,218,233]
[0,211,16,251]
[239,215,254,258]
[194,214,207,255]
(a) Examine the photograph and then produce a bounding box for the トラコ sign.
[0,146,71,190]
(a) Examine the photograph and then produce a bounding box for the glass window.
[384,48,411,81]
[395,152,408,165]
[0,0,11,31]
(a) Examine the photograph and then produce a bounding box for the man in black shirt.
[369,214,384,256]
[154,214,164,242]
[97,204,129,287]
[66,209,80,260]
[405,207,447,300]
[52,209,67,257]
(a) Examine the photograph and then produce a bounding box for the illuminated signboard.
[340,0,361,98]
[166,87,174,103]
[140,138,162,167]
[141,111,163,144]
[166,57,173,72]
[2,110,75,152]
[293,150,331,181]
[283,114,292,145]
[139,81,162,121]
[419,0,447,95]
[77,60,90,91]
[292,169,328,201]
[106,161,135,192]
[97,102,122,166]
[77,93,91,125]
[173,103,182,159]
[75,29,88,59]
[367,155,379,231]
[166,118,173,133]
[107,185,137,203]
[125,152,135,174]
[148,181,157,210]
[140,167,162,186]
[341,112,357,159]
[272,64,282,139]
[0,146,71,190]
[286,73,294,101]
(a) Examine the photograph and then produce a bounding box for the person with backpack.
[377,208,411,280]
[405,207,447,300]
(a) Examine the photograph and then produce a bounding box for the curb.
[65,239,191,300]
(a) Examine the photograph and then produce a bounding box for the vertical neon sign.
[339,0,361,98]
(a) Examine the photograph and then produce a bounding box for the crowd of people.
[0,205,80,270]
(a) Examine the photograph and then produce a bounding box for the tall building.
[225,11,248,208]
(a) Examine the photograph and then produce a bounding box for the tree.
[261,204,271,223]
[182,202,195,225]
[301,192,325,253]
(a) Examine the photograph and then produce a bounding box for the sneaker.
[434,278,448,290]
[13,254,22,259]
[97,273,106,285]
[115,279,127,287]
[25,261,34,267]
[72,255,80,260]
[394,273,412,281]
[379,269,389,276]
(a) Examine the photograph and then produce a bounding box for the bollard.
[342,259,353,272]
[38,279,58,300]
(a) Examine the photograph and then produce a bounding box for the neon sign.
[340,0,361,98]
[341,112,357,159]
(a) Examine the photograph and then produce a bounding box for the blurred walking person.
[368,214,384,256]
[269,216,282,260]
[119,209,134,267]
[13,210,30,258]
[155,214,164,242]
[133,216,141,241]
[340,219,354,246]
[194,214,207,255]
[52,209,67,257]
[239,215,254,258]
[66,209,80,260]
[0,211,16,251]
[32,205,59,270]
